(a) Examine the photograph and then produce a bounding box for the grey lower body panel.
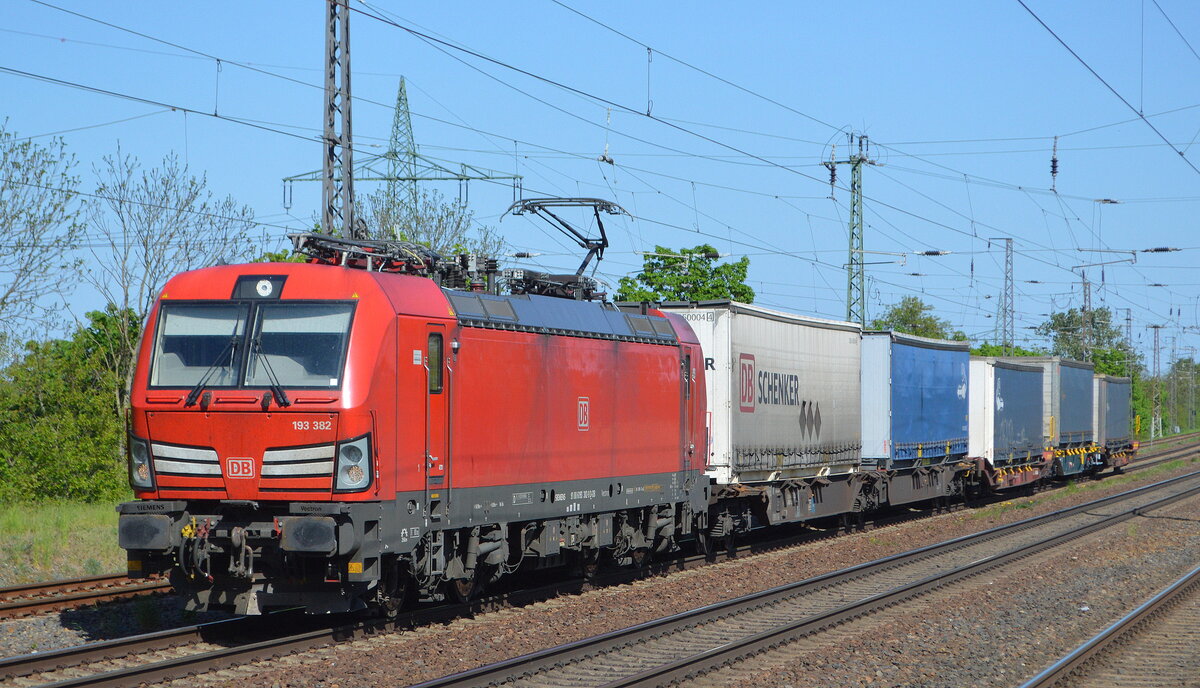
[437,470,708,528]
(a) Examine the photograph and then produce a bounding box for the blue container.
[861,332,970,467]
[969,358,1045,465]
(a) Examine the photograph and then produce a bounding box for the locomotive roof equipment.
[504,197,628,301]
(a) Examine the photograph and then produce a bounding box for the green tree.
[616,245,754,303]
[1034,307,1132,371]
[0,307,133,502]
[253,248,308,263]
[971,342,1044,356]
[1162,356,1199,432]
[869,296,966,340]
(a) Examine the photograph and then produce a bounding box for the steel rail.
[6,441,1196,686]
[0,436,1185,617]
[1019,563,1200,688]
[413,469,1200,688]
[0,576,169,619]
[0,614,263,681]
[0,574,128,599]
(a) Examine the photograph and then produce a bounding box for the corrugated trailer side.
[861,331,969,467]
[998,357,1094,446]
[1105,377,1132,445]
[666,302,861,485]
[662,301,868,532]
[997,356,1095,476]
[1093,374,1135,469]
[1058,361,1095,444]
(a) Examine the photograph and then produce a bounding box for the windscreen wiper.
[184,335,240,407]
[251,337,291,408]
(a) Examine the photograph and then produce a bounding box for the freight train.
[117,233,1136,615]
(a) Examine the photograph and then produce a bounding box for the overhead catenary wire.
[8,1,1192,350]
[1015,0,1200,178]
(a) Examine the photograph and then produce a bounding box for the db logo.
[226,457,255,479]
[577,397,590,431]
[738,353,756,412]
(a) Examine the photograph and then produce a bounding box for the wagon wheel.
[581,548,603,581]
[723,532,737,558]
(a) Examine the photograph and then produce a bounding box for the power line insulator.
[1050,135,1060,192]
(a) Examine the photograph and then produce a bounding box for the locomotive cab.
[118,264,438,615]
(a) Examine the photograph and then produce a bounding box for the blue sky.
[4,1,1200,366]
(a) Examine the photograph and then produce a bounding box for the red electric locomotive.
[118,233,708,614]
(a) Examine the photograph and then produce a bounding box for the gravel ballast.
[173,462,1200,688]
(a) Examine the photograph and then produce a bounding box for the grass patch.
[0,501,125,587]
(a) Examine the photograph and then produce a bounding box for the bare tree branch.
[0,123,84,338]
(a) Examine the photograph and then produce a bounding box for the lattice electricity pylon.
[989,237,1014,353]
[1149,324,1164,439]
[824,134,874,325]
[287,78,521,236]
[388,77,419,216]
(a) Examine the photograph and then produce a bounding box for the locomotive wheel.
[374,580,408,618]
[373,562,411,618]
[447,574,481,603]
[629,547,651,569]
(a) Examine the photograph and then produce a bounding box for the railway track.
[2,439,1196,686]
[1020,564,1200,688]
[413,469,1200,688]
[0,575,168,620]
[1,435,1188,624]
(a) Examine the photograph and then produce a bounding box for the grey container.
[861,331,970,467]
[1094,374,1132,448]
[997,357,1094,446]
[968,357,1045,465]
[661,301,861,485]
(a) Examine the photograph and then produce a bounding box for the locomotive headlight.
[341,444,363,464]
[334,435,371,492]
[128,436,154,490]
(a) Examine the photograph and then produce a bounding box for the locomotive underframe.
[118,469,711,613]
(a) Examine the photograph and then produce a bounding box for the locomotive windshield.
[244,303,354,388]
[150,304,249,387]
[149,301,354,390]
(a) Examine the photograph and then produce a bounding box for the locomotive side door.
[424,325,450,522]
